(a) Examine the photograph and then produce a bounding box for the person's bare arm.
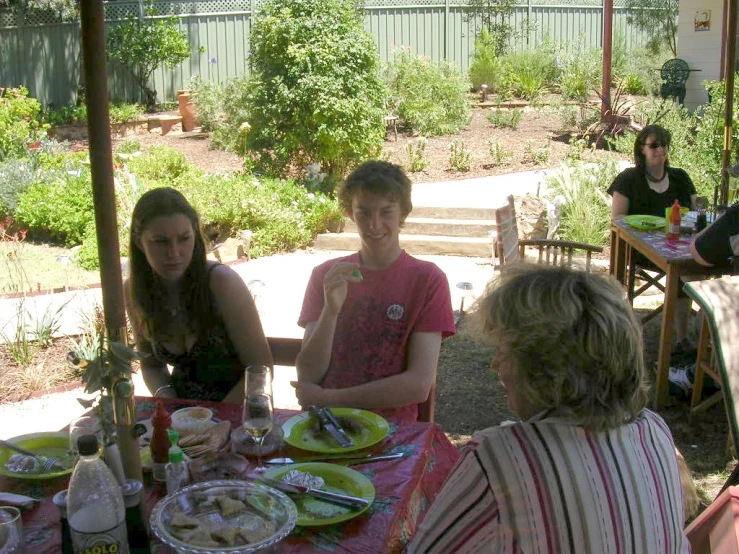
[611,192,629,219]
[292,332,442,410]
[690,194,698,210]
[296,262,361,384]
[209,265,273,404]
[689,238,713,266]
[123,281,175,398]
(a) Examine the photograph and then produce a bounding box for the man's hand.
[291,380,327,408]
[323,262,362,316]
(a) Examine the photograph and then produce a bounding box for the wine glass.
[0,506,23,554]
[242,365,274,473]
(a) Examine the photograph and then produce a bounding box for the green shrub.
[0,87,49,162]
[384,50,471,136]
[42,104,87,127]
[504,49,556,101]
[545,160,619,245]
[0,159,38,216]
[116,140,143,155]
[486,108,521,129]
[523,140,550,165]
[246,0,386,187]
[556,47,601,101]
[406,137,429,172]
[487,138,511,166]
[188,76,229,133]
[126,145,189,182]
[108,103,145,124]
[15,170,94,246]
[449,139,473,172]
[469,29,508,93]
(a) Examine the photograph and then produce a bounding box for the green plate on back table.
[623,214,666,231]
[262,462,375,526]
[0,432,73,480]
[282,408,389,454]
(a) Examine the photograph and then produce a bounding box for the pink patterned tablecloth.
[2,397,460,553]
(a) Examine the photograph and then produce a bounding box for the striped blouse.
[407,409,689,553]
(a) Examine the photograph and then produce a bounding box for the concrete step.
[313,232,494,257]
[409,205,498,220]
[344,218,496,238]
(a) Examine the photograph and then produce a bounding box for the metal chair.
[659,58,690,105]
[493,195,603,272]
[267,336,438,423]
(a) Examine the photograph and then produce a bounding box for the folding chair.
[268,337,438,423]
[493,195,602,272]
[685,486,739,554]
[682,276,739,493]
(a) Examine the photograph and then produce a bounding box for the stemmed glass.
[242,365,274,473]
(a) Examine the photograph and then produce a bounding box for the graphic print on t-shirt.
[386,303,404,321]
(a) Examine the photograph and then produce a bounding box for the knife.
[307,405,354,448]
[321,407,355,447]
[266,452,406,465]
[259,477,370,509]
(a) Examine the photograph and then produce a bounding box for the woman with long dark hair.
[126,187,272,403]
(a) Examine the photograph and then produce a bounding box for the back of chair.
[493,195,521,265]
[266,336,437,423]
[661,58,690,85]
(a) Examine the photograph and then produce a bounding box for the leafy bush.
[126,145,189,182]
[556,47,602,101]
[108,103,145,124]
[188,76,229,133]
[469,28,508,93]
[523,140,550,165]
[246,0,386,187]
[486,108,521,129]
[504,48,556,101]
[449,139,473,172]
[545,160,619,245]
[0,87,49,162]
[406,137,429,172]
[42,104,87,126]
[15,170,94,246]
[0,159,38,216]
[383,50,471,136]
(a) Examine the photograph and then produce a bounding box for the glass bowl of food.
[189,453,251,483]
[150,480,297,553]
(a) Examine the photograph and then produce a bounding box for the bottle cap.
[168,445,184,464]
[152,400,171,427]
[167,428,180,447]
[77,434,99,455]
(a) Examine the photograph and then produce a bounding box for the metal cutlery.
[259,477,370,509]
[0,438,68,472]
[266,452,406,465]
[308,405,354,448]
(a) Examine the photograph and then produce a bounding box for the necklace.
[646,169,666,183]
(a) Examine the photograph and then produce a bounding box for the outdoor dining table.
[0,396,460,553]
[609,217,719,406]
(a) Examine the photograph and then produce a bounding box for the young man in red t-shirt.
[293,161,455,422]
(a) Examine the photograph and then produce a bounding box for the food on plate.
[189,529,219,547]
[177,420,230,458]
[214,494,246,517]
[170,407,214,437]
[211,525,239,546]
[309,414,364,439]
[170,512,200,529]
[189,452,249,483]
[239,521,277,544]
[282,470,325,490]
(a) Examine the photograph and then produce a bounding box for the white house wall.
[678,0,724,110]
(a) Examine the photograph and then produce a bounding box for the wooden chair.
[266,336,437,423]
[493,195,603,272]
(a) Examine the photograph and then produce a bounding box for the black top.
[694,204,739,266]
[608,166,696,217]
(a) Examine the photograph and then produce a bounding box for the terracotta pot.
[177,90,197,132]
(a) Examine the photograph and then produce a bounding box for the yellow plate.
[0,432,73,480]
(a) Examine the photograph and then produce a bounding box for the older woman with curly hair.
[407,266,691,554]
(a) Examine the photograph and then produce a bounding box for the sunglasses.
[644,142,667,150]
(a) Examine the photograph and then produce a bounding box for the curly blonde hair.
[468,265,649,431]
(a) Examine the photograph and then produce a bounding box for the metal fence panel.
[0,0,649,108]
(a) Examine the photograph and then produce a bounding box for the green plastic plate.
[262,462,375,526]
[623,214,666,231]
[282,408,389,454]
[0,432,72,480]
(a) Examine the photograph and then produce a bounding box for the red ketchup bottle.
[150,400,171,482]
[667,199,681,242]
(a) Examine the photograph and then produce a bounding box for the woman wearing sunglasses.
[609,124,697,218]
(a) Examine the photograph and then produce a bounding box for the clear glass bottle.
[67,434,129,554]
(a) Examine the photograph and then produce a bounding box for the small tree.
[465,0,518,56]
[625,0,678,57]
[246,0,386,189]
[107,4,191,108]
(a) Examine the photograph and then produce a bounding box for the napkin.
[0,492,37,510]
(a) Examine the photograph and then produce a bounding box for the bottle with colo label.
[67,434,129,554]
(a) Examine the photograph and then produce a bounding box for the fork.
[0,439,67,472]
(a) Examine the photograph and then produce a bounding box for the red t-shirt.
[298,251,456,422]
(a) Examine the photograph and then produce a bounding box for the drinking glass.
[0,506,23,554]
[69,415,103,461]
[242,365,274,473]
